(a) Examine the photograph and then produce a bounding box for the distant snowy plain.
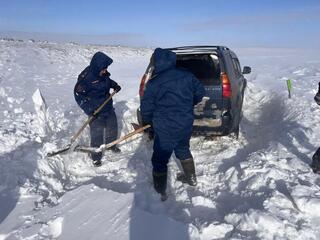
[0,39,320,239]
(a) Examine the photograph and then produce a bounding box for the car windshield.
[176,54,221,85]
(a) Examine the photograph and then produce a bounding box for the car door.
[232,58,245,101]
[230,56,245,126]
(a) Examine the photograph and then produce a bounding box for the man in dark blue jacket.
[74,52,121,167]
[141,48,205,197]
[311,82,320,173]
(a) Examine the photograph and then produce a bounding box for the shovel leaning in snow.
[47,91,117,157]
[73,123,151,154]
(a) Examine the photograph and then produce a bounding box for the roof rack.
[166,46,229,53]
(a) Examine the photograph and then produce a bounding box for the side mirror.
[242,66,251,74]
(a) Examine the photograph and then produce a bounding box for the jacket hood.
[153,48,176,74]
[89,52,113,76]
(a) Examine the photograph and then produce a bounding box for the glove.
[114,85,121,93]
[142,120,154,140]
[146,127,154,140]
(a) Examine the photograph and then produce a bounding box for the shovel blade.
[47,144,71,157]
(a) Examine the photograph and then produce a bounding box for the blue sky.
[0,0,319,48]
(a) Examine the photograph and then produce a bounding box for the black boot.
[92,159,102,167]
[152,171,167,199]
[177,158,197,186]
[311,148,320,173]
[91,153,102,167]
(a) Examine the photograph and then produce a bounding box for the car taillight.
[139,74,147,97]
[221,72,232,98]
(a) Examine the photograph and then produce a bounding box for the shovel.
[47,91,117,157]
[73,124,151,154]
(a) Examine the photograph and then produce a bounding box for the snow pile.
[32,89,49,139]
[24,184,195,240]
[0,39,320,239]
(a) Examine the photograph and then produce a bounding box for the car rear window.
[176,54,221,85]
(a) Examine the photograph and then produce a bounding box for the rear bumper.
[192,126,226,136]
[137,108,233,136]
[193,118,222,128]
[193,110,232,136]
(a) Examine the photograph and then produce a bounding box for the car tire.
[233,89,245,139]
[233,125,240,139]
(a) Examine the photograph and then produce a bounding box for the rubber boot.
[92,159,102,167]
[152,171,167,197]
[91,153,102,167]
[177,158,197,186]
[311,147,320,173]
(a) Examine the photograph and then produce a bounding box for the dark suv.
[137,46,251,137]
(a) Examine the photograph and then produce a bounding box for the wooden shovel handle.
[101,124,151,150]
[74,124,151,153]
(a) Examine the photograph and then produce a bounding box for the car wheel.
[233,91,244,139]
[233,125,240,139]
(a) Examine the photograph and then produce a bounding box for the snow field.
[0,40,320,239]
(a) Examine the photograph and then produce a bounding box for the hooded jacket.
[74,52,119,118]
[140,48,205,140]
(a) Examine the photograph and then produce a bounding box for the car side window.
[232,58,242,78]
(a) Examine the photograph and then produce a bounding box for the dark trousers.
[89,110,118,161]
[151,132,193,173]
[313,147,320,162]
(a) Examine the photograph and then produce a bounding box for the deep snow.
[0,39,320,240]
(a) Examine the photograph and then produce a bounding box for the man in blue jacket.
[141,48,205,198]
[311,82,320,173]
[74,52,121,167]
